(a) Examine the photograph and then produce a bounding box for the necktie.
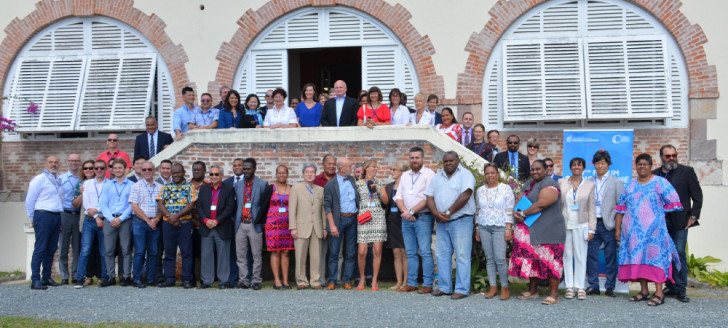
[236,176,240,183]
[149,134,155,158]
[464,130,470,145]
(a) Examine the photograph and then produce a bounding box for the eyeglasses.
[265,94,273,97]
[528,145,538,149]
[107,139,118,142]
[391,168,401,171]
[83,167,94,170]
[636,163,651,167]
[94,167,106,170]
[507,141,519,145]
[209,173,221,177]
[546,164,554,168]
[141,168,154,172]
[663,154,677,159]
[201,99,211,102]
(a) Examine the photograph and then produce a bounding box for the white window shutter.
[76,54,157,130]
[400,48,416,97]
[235,56,250,96]
[7,57,86,131]
[362,46,398,99]
[251,50,288,100]
[157,63,175,134]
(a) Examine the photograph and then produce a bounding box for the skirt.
[508,222,564,280]
[384,210,405,249]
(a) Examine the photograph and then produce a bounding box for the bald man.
[320,80,359,127]
[97,133,131,178]
[323,158,360,289]
[59,153,82,284]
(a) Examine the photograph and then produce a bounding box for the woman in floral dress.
[355,159,389,291]
[265,165,295,289]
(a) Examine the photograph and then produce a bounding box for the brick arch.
[456,0,719,104]
[0,0,191,106]
[209,0,444,100]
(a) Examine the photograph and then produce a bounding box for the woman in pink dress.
[264,165,295,289]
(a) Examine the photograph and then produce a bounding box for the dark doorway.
[288,47,361,100]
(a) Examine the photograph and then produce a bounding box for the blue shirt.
[60,171,81,210]
[193,108,220,127]
[99,178,134,222]
[25,170,64,221]
[295,102,322,127]
[424,165,476,220]
[335,96,346,126]
[173,104,201,133]
[508,151,519,174]
[217,109,240,129]
[337,175,357,213]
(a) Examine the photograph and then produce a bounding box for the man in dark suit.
[652,145,703,303]
[222,157,244,286]
[492,135,530,181]
[233,158,268,290]
[134,116,173,161]
[544,158,562,181]
[196,165,236,289]
[320,80,358,127]
[214,86,230,110]
[323,158,360,290]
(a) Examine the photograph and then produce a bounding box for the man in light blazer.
[289,163,327,289]
[233,158,268,290]
[586,150,624,297]
[196,165,236,289]
[323,158,360,290]
[320,80,358,127]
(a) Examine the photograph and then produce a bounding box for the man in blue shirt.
[26,156,64,290]
[58,153,82,284]
[173,86,201,141]
[99,158,134,287]
[323,158,359,290]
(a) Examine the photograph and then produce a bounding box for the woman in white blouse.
[263,88,299,129]
[389,88,411,125]
[409,92,435,125]
[475,163,514,300]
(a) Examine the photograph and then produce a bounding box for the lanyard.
[367,180,376,203]
[94,180,102,199]
[247,109,261,125]
[211,187,221,205]
[144,180,157,201]
[660,170,670,180]
[276,184,288,197]
[571,177,583,203]
[411,172,422,187]
[305,184,314,201]
[114,180,126,200]
[473,142,484,155]
[595,176,607,202]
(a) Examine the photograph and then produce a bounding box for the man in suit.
[426,94,443,125]
[323,158,360,290]
[234,158,268,290]
[544,158,562,181]
[222,157,245,286]
[487,130,500,161]
[223,158,245,187]
[492,135,530,181]
[586,150,623,297]
[320,80,358,127]
[652,145,703,303]
[289,163,327,289]
[460,112,474,146]
[214,86,230,110]
[127,156,146,183]
[197,165,236,289]
[134,116,173,161]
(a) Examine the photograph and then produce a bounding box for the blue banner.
[562,130,633,184]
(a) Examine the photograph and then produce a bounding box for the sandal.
[517,291,540,300]
[541,296,559,305]
[647,294,665,306]
[577,289,586,300]
[629,292,650,302]
[564,288,574,299]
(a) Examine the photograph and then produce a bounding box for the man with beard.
[493,135,530,181]
[652,144,702,303]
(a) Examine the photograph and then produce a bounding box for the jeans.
[667,228,688,293]
[76,216,108,282]
[435,216,473,295]
[30,210,61,282]
[478,224,508,287]
[328,216,357,284]
[401,214,435,288]
[132,216,160,283]
[163,221,193,283]
[587,220,617,290]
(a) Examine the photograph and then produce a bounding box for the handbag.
[357,210,372,224]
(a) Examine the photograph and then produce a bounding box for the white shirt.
[410,110,435,126]
[25,171,64,221]
[82,178,107,217]
[391,104,411,125]
[475,183,514,227]
[594,174,609,218]
[263,105,298,127]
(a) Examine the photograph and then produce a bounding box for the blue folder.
[514,197,541,227]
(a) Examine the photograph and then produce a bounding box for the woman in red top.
[435,107,462,143]
[357,86,391,129]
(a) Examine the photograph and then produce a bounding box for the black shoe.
[252,283,261,290]
[99,279,116,288]
[198,283,211,289]
[157,281,175,288]
[120,278,132,287]
[74,281,84,289]
[31,281,48,290]
[585,287,600,296]
[219,283,232,289]
[238,282,251,289]
[134,281,146,289]
[43,279,61,287]
[676,291,690,303]
[183,281,195,289]
[282,284,292,290]
[604,288,616,297]
[663,288,678,297]
[71,279,79,284]
[60,279,69,285]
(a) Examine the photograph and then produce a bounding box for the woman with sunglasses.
[75,159,110,287]
[526,138,540,166]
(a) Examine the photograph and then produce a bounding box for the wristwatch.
[409,210,415,216]
[445,210,451,216]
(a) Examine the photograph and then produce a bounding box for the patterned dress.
[265,184,295,252]
[355,179,387,243]
[615,176,682,283]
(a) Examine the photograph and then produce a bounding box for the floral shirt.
[475,183,515,227]
[158,181,198,221]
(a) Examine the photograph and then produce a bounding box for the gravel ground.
[1,284,727,327]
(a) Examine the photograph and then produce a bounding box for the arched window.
[483,0,687,129]
[235,7,418,100]
[3,17,175,136]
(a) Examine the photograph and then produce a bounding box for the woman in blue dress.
[295,83,322,127]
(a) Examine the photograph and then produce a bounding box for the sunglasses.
[546,164,554,168]
[83,167,94,170]
[201,99,211,102]
[663,154,677,159]
[107,139,118,142]
[507,141,519,145]
[94,167,106,170]
[141,168,154,172]
[209,173,221,177]
[528,145,538,149]
[265,94,273,97]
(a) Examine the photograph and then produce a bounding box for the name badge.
[95,202,100,207]
[116,199,122,205]
[210,205,217,211]
[408,190,414,195]
[245,203,252,209]
[278,207,287,213]
[570,204,579,211]
[391,207,398,213]
[369,202,377,208]
[595,200,602,206]
[148,202,156,208]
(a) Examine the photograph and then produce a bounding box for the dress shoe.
[585,287,600,296]
[74,281,84,289]
[120,278,132,287]
[219,283,232,289]
[676,292,690,303]
[134,281,146,289]
[60,279,69,285]
[273,285,283,290]
[451,293,468,300]
[604,288,616,297]
[99,279,116,288]
[158,281,174,288]
[397,285,418,292]
[238,282,251,289]
[343,283,353,290]
[485,286,498,299]
[252,283,261,290]
[327,283,336,290]
[197,283,211,289]
[31,281,48,290]
[418,286,432,294]
[432,289,452,297]
[297,284,308,290]
[183,281,195,289]
[663,288,678,297]
[43,279,61,287]
[500,287,510,300]
[72,279,79,284]
[313,285,322,290]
